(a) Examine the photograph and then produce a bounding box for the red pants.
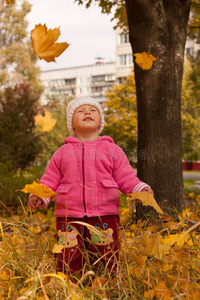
[56,215,120,276]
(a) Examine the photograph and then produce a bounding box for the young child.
[28,96,153,277]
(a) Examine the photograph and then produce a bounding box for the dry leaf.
[141,233,170,259]
[144,290,155,300]
[21,181,57,198]
[127,192,163,215]
[133,51,156,70]
[154,281,173,300]
[27,225,42,234]
[134,251,147,266]
[34,110,56,132]
[31,24,69,62]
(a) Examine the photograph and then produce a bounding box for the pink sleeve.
[112,146,151,194]
[132,183,150,193]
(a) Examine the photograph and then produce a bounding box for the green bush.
[0,162,44,214]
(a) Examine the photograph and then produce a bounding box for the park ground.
[0,171,200,299]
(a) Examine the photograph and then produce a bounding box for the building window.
[64,78,76,85]
[91,75,105,82]
[120,33,129,44]
[105,74,115,81]
[128,54,133,65]
[119,55,127,66]
[119,54,133,66]
[185,47,194,56]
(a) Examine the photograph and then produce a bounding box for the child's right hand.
[27,196,43,211]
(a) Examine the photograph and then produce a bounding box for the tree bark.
[125,0,191,215]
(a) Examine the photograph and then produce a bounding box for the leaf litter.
[0,193,200,299]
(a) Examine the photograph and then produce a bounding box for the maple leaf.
[127,192,164,215]
[141,233,170,259]
[34,110,56,132]
[154,281,173,300]
[21,181,57,198]
[133,51,156,70]
[31,24,69,62]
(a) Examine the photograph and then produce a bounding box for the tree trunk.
[125,0,191,216]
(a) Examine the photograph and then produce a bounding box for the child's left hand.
[141,186,154,195]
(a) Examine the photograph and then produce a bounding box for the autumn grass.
[1,196,200,299]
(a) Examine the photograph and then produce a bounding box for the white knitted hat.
[66,96,105,136]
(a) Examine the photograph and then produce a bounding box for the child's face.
[72,104,101,135]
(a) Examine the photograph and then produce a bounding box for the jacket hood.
[64,136,115,144]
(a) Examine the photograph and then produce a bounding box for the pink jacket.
[38,136,149,218]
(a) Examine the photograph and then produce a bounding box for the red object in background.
[192,162,200,171]
[182,161,200,171]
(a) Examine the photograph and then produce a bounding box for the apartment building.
[40,61,115,103]
[40,29,199,104]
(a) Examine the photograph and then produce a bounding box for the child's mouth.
[83,117,93,121]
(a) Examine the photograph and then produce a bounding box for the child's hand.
[27,196,43,211]
[141,187,154,195]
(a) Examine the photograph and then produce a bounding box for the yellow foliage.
[127,192,163,215]
[154,281,173,300]
[133,51,157,70]
[34,110,57,132]
[21,180,57,198]
[31,24,69,62]
[1,191,200,298]
[140,233,170,259]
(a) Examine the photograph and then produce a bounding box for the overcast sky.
[27,0,116,71]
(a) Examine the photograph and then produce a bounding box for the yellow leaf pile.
[34,110,57,132]
[31,24,69,62]
[127,191,164,214]
[1,196,200,299]
[21,181,57,198]
[133,51,156,70]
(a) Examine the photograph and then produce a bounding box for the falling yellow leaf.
[21,181,57,198]
[133,51,156,70]
[31,24,69,62]
[52,243,64,254]
[127,192,163,215]
[34,110,56,132]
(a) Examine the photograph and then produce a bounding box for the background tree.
[0,0,44,170]
[182,54,200,161]
[75,0,200,214]
[0,83,42,169]
[103,73,138,165]
[0,0,42,92]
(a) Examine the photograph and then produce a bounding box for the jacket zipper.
[82,143,86,215]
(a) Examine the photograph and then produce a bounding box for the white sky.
[27,0,116,71]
